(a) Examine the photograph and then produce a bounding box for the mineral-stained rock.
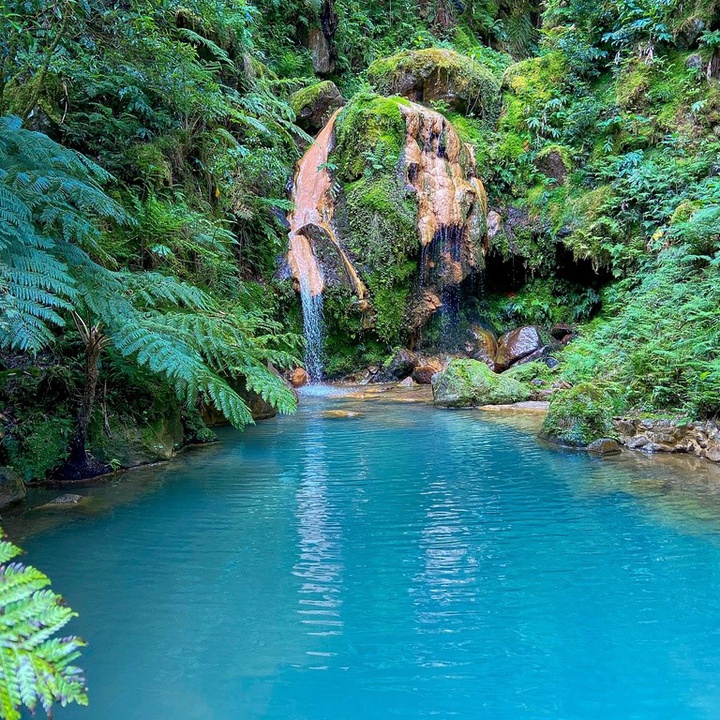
[0,467,26,509]
[587,438,622,456]
[495,326,542,370]
[288,367,309,388]
[432,359,532,408]
[398,376,415,387]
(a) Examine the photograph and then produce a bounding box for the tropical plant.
[0,116,297,477]
[0,534,87,719]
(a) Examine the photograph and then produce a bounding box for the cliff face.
[285,93,488,347]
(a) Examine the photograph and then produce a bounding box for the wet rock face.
[308,0,338,75]
[613,417,720,463]
[291,81,344,134]
[367,48,501,120]
[534,147,570,183]
[401,101,488,298]
[0,467,26,509]
[468,325,498,370]
[495,326,542,371]
[286,109,367,300]
[432,359,532,408]
[384,348,418,380]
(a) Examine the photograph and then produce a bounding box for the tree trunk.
[57,317,110,481]
[67,327,103,464]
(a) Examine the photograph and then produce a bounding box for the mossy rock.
[0,467,26,509]
[540,383,623,447]
[290,80,344,133]
[333,92,409,180]
[367,48,501,122]
[432,359,532,408]
[92,411,185,468]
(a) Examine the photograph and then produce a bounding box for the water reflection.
[293,421,345,668]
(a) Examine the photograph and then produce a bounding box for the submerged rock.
[0,467,26,509]
[432,359,532,408]
[321,410,364,419]
[367,48,501,120]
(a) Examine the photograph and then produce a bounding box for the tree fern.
[0,536,87,720]
[0,117,299,438]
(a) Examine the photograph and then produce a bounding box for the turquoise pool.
[16,387,720,719]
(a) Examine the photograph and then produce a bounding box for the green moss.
[432,359,533,408]
[8,416,73,482]
[540,382,625,447]
[367,48,501,122]
[334,92,409,180]
[290,80,338,116]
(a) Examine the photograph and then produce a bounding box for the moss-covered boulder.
[367,48,501,121]
[432,359,532,408]
[540,383,623,447]
[0,467,26,509]
[290,80,344,134]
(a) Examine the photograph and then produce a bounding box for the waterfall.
[298,273,326,382]
[401,101,488,349]
[286,109,367,382]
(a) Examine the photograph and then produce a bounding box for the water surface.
[14,388,720,719]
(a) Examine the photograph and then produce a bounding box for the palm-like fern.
[0,536,87,720]
[0,116,297,450]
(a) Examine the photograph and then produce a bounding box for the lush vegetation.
[2,0,720,463]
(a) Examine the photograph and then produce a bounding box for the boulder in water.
[540,383,622,447]
[587,438,622,456]
[412,364,439,384]
[0,467,25,509]
[432,359,532,408]
[288,367,309,388]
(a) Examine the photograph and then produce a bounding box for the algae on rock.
[432,359,532,408]
[367,48,502,122]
